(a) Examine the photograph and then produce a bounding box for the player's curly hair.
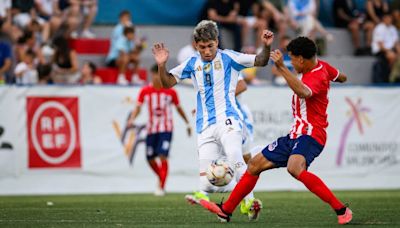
[193,20,219,42]
[286,36,317,59]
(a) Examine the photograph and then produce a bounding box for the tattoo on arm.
[254,45,271,67]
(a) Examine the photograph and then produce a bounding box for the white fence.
[0,85,399,195]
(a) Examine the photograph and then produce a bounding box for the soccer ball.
[206,159,235,187]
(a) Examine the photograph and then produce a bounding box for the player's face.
[196,40,218,62]
[289,52,304,73]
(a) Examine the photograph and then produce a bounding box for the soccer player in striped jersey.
[128,64,192,196]
[199,37,353,224]
[152,20,274,220]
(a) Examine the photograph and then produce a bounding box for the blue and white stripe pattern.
[169,49,256,133]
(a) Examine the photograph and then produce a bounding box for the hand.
[261,30,274,46]
[152,43,169,66]
[127,118,135,128]
[186,125,192,137]
[270,49,284,68]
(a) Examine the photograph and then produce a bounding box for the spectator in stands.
[0,41,12,84]
[51,35,79,83]
[14,49,38,84]
[36,63,52,84]
[12,0,51,43]
[288,0,333,41]
[206,0,243,51]
[15,30,45,64]
[262,0,292,43]
[366,0,389,25]
[74,0,98,38]
[0,0,21,42]
[80,61,101,84]
[371,13,400,83]
[236,0,267,49]
[57,0,83,38]
[106,26,138,85]
[271,35,294,85]
[177,37,197,64]
[333,0,375,56]
[391,0,400,30]
[111,10,132,46]
[35,0,63,41]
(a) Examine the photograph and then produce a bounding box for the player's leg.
[287,135,352,224]
[186,126,234,204]
[146,134,160,178]
[201,135,291,221]
[157,132,172,191]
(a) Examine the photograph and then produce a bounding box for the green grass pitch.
[0,190,399,227]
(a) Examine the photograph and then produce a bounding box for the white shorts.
[197,117,245,172]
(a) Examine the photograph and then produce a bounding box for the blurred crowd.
[1,0,400,85]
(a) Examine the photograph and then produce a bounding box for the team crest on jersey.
[214,60,222,70]
[268,140,278,151]
[196,65,202,71]
[204,63,211,73]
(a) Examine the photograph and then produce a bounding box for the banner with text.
[0,86,399,195]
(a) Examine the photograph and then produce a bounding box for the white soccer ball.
[206,159,235,187]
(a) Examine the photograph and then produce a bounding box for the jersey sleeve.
[238,72,244,81]
[137,87,146,104]
[321,60,340,81]
[171,89,180,105]
[169,56,196,83]
[303,72,325,96]
[222,49,256,71]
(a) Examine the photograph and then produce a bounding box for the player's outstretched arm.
[335,73,347,83]
[127,105,142,127]
[152,43,177,88]
[176,105,192,137]
[270,50,312,98]
[254,30,274,67]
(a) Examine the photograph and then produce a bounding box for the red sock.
[222,171,259,214]
[148,160,161,179]
[159,160,169,189]
[298,170,344,210]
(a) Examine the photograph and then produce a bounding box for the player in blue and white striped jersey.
[152,20,274,220]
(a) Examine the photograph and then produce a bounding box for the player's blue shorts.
[146,132,172,160]
[261,135,324,167]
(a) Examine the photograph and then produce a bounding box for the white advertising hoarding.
[0,85,399,195]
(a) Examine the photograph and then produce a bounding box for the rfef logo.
[27,97,81,168]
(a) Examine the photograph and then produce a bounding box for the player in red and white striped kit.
[128,65,191,196]
[200,37,353,225]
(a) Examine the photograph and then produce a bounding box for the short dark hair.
[150,64,158,73]
[123,26,135,35]
[25,49,36,58]
[286,36,317,59]
[119,10,131,18]
[37,63,52,78]
[193,20,219,42]
[87,61,97,73]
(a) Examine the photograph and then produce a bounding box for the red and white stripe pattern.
[137,86,179,134]
[288,61,338,146]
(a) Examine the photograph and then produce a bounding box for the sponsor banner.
[27,97,81,168]
[0,86,399,194]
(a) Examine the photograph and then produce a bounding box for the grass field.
[0,190,399,227]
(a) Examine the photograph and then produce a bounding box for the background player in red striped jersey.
[199,36,353,225]
[128,64,192,196]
